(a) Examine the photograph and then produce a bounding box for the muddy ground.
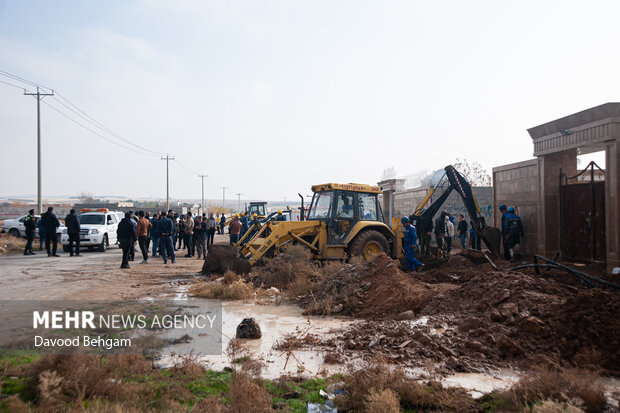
[2,234,619,407]
[283,252,620,378]
[0,234,218,300]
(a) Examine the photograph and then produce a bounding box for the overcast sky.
[0,0,617,202]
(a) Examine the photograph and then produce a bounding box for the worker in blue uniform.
[504,206,524,261]
[401,216,424,272]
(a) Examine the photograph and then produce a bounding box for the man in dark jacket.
[160,211,176,264]
[64,209,81,256]
[457,214,468,249]
[41,206,60,257]
[23,209,36,255]
[433,211,447,258]
[172,212,180,251]
[193,216,206,259]
[416,212,433,257]
[151,214,161,258]
[117,212,136,269]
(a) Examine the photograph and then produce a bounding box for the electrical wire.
[0,79,28,91]
[53,92,162,155]
[2,68,212,187]
[42,100,160,157]
[0,69,53,92]
[175,158,201,176]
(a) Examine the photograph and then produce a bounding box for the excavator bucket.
[480,226,501,256]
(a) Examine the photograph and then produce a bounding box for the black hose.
[508,263,595,288]
[535,255,620,289]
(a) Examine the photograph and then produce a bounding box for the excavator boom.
[411,165,501,255]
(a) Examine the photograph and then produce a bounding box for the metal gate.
[559,162,605,263]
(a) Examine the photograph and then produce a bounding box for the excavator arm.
[410,165,501,255]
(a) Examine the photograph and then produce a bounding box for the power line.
[1,68,162,157]
[176,158,200,176]
[0,79,27,90]
[2,68,214,203]
[52,93,162,155]
[42,100,159,157]
[0,69,53,92]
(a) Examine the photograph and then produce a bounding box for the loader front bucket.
[202,245,251,275]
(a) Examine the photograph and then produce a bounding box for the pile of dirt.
[421,269,620,373]
[302,254,437,318]
[312,251,620,374]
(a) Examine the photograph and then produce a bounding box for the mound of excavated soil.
[421,269,620,374]
[302,254,437,318]
[311,251,620,374]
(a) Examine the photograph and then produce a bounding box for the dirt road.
[0,236,229,300]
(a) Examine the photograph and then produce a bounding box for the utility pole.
[236,193,242,212]
[220,186,228,209]
[161,154,174,211]
[24,87,54,214]
[198,174,207,213]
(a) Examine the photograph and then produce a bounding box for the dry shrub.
[228,372,272,413]
[364,388,400,413]
[1,395,31,412]
[193,395,226,413]
[22,354,155,411]
[509,368,605,413]
[223,269,241,285]
[171,355,205,379]
[255,245,316,291]
[26,355,121,407]
[532,399,584,413]
[339,362,477,412]
[272,326,318,352]
[0,233,25,255]
[190,279,255,300]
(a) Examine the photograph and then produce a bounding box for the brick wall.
[492,159,539,255]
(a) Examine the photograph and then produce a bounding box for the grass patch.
[0,354,611,412]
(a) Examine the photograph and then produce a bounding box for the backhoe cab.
[247,202,267,219]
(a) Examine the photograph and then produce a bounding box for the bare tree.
[452,158,492,187]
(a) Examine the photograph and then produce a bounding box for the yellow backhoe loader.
[203,166,501,273]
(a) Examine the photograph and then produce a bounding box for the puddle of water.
[156,288,524,397]
[158,299,354,379]
[442,371,520,398]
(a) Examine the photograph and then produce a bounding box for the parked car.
[1,215,64,240]
[60,209,123,252]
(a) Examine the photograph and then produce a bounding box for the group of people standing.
[118,210,226,269]
[23,206,65,257]
[401,205,523,272]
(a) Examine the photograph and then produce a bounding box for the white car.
[60,209,124,252]
[1,215,64,239]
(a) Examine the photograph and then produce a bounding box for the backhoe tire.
[349,230,389,261]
